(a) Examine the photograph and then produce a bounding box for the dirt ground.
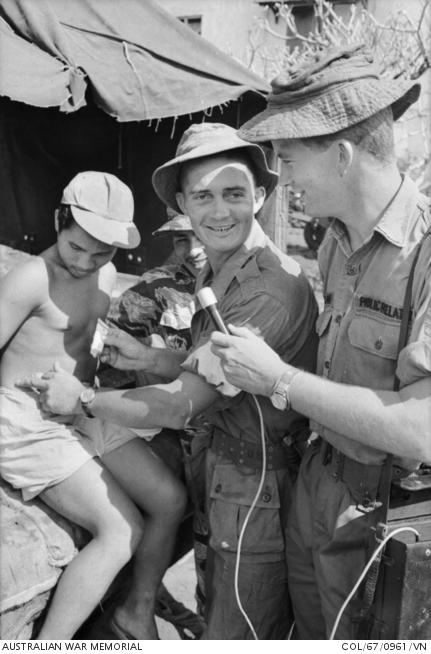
[157,551,198,639]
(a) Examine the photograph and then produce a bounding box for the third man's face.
[172,230,207,273]
[273,139,337,219]
[176,155,265,260]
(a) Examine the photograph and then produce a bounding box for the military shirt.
[314,175,431,465]
[183,220,318,443]
[182,221,318,558]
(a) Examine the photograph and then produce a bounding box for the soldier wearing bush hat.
[210,44,431,639]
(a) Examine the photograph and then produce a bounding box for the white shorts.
[0,387,144,501]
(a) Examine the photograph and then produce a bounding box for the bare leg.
[37,458,144,640]
[102,438,187,640]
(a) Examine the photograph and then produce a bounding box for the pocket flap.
[348,316,399,360]
[209,463,280,509]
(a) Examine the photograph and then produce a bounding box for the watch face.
[271,390,287,411]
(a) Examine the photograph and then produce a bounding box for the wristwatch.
[270,371,300,411]
[80,386,96,418]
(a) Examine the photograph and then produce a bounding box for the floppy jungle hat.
[61,171,141,249]
[238,44,421,142]
[152,122,278,213]
[152,214,193,236]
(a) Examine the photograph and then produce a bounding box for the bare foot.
[111,607,159,640]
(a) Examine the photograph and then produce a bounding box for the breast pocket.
[208,463,284,555]
[348,316,399,359]
[347,315,400,387]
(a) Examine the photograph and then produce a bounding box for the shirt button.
[374,338,383,351]
[214,484,222,493]
[324,360,330,369]
[262,492,272,503]
[335,314,342,324]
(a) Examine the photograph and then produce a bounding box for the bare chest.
[41,278,109,332]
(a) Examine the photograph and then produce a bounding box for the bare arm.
[100,328,187,380]
[211,325,431,462]
[88,371,218,429]
[16,366,219,430]
[289,369,431,463]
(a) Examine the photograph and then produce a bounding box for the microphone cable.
[197,287,276,640]
[233,392,267,640]
[329,526,420,639]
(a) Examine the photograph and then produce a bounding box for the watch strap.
[271,369,302,411]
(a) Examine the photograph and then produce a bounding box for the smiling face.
[56,220,117,278]
[273,138,338,219]
[171,230,207,274]
[175,155,265,265]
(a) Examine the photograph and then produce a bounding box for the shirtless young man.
[0,172,186,640]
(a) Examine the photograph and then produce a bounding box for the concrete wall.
[158,1,365,79]
[159,0,262,67]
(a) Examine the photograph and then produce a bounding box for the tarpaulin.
[0,0,269,121]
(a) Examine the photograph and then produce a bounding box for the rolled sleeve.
[182,340,241,397]
[183,286,316,397]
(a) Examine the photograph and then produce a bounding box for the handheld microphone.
[197,287,229,334]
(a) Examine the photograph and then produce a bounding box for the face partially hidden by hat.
[239,44,420,143]
[60,172,141,249]
[152,212,207,274]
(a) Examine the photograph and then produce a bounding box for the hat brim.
[152,137,278,213]
[152,225,194,236]
[152,214,193,236]
[238,78,421,142]
[70,206,141,249]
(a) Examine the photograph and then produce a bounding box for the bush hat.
[61,171,141,249]
[239,44,421,142]
[152,122,278,213]
[152,214,193,236]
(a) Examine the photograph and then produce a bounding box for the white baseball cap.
[61,171,141,249]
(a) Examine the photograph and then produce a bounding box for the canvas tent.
[0,0,270,272]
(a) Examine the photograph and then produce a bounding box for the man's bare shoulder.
[0,258,50,354]
[0,256,49,301]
